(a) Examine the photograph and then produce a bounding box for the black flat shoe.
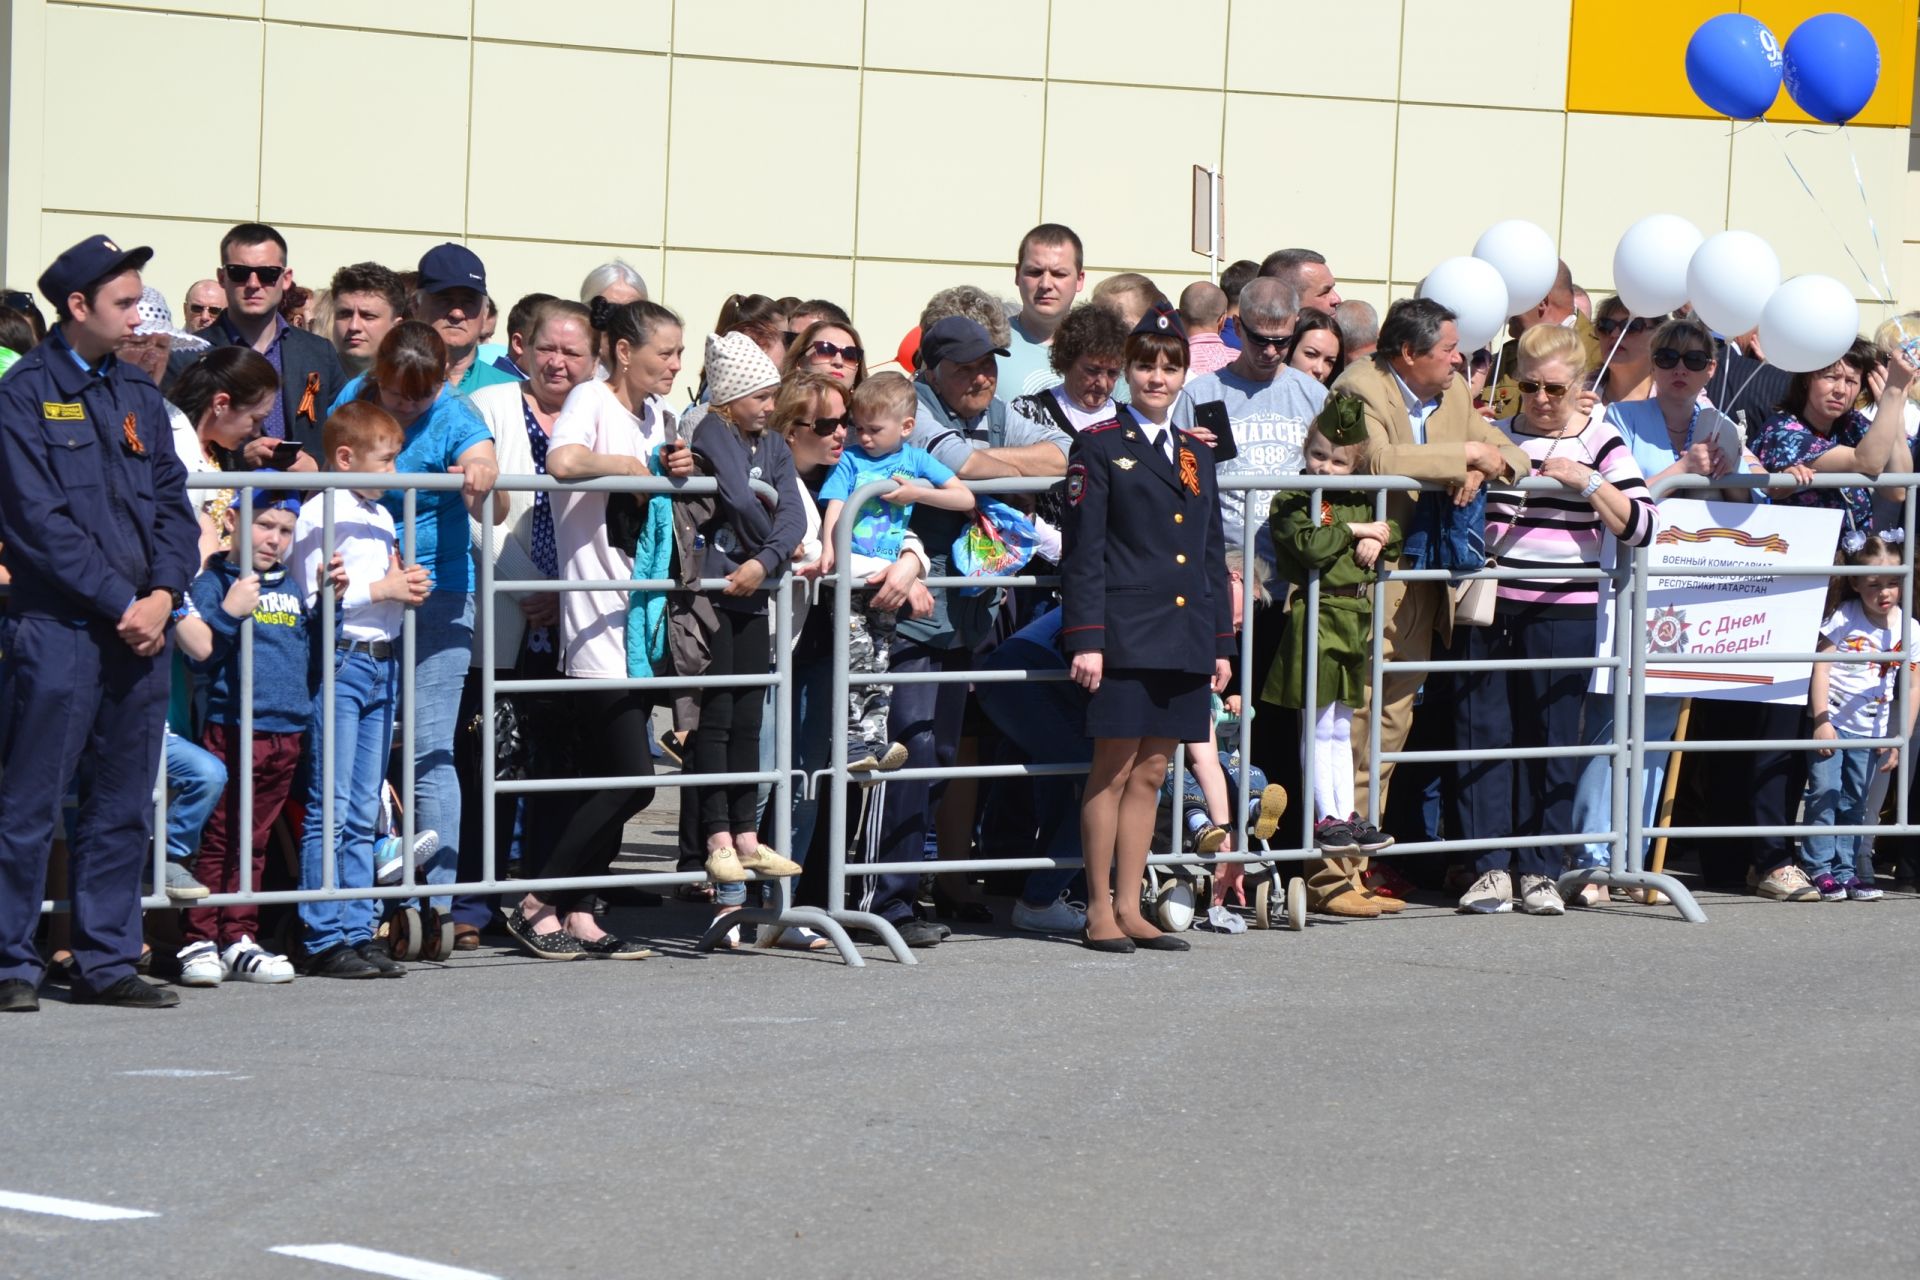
[70,975,179,1007]
[505,909,585,960]
[0,978,40,1012]
[355,942,407,978]
[1127,932,1190,951]
[575,933,654,960]
[1081,930,1136,954]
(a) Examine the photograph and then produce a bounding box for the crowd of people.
[2,214,1917,1009]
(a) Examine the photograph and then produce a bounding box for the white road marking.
[269,1244,501,1280]
[119,1069,233,1077]
[0,1190,157,1221]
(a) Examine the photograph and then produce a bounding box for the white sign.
[1594,499,1843,704]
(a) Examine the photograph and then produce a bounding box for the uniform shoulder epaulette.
[1080,419,1122,435]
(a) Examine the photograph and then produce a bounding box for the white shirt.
[1049,386,1113,434]
[1392,368,1442,445]
[291,490,404,642]
[550,379,668,678]
[1822,598,1920,738]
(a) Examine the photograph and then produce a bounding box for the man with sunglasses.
[169,223,340,471]
[182,279,225,333]
[1488,259,1603,419]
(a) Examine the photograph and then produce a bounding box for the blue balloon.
[1784,13,1881,124]
[1685,14,1784,119]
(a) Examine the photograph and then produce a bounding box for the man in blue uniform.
[0,235,200,1011]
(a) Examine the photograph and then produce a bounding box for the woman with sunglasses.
[779,318,869,388]
[1452,323,1655,916]
[1591,294,1656,406]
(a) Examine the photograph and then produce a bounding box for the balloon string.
[1724,361,1769,415]
[1841,124,1900,313]
[1590,318,1629,396]
[1762,118,1887,302]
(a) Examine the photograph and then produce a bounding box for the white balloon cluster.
[1415,215,1863,375]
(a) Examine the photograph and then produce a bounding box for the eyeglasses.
[1241,328,1289,353]
[807,340,863,364]
[1594,315,1653,336]
[186,303,224,317]
[1651,347,1711,372]
[1,290,33,312]
[1517,379,1571,398]
[222,263,285,286]
[807,414,850,436]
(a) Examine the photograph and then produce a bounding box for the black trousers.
[692,608,770,839]
[527,683,656,911]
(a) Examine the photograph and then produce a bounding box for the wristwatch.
[1579,470,1604,499]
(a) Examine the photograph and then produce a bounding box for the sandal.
[574,932,653,960]
[504,908,585,960]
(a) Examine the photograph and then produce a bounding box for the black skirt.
[1085,666,1211,741]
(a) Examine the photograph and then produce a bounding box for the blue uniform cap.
[38,234,154,307]
[920,315,1010,369]
[1132,299,1188,345]
[418,242,487,295]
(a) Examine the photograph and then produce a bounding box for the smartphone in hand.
[1195,400,1236,462]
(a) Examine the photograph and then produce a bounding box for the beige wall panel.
[1333,279,1394,319]
[660,248,854,398]
[472,0,671,53]
[1399,0,1570,111]
[863,0,1047,79]
[1903,242,1920,313]
[468,43,669,245]
[467,239,666,329]
[282,227,463,302]
[1221,93,1398,282]
[673,0,863,67]
[1729,122,1908,302]
[265,0,469,37]
[1048,0,1228,88]
[259,25,469,234]
[42,6,262,222]
[850,258,1017,376]
[41,212,233,319]
[666,59,859,258]
[1392,105,1563,284]
[1042,82,1224,271]
[1226,0,1402,101]
[857,72,1043,263]
[60,0,260,16]
[1559,114,1733,297]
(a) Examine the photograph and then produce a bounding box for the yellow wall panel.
[1042,81,1224,271]
[1392,105,1566,282]
[1226,0,1402,101]
[467,239,665,328]
[662,248,854,400]
[863,0,1047,79]
[1559,113,1735,296]
[1400,0,1572,110]
[264,0,469,37]
[259,25,470,234]
[472,0,671,53]
[856,72,1043,263]
[271,226,448,303]
[1048,0,1228,88]
[673,0,864,67]
[1221,93,1399,282]
[59,0,260,16]
[42,6,262,223]
[1728,119,1907,299]
[467,43,669,246]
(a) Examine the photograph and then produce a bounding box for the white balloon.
[1756,275,1860,374]
[1472,219,1559,317]
[1686,230,1781,338]
[1612,214,1705,316]
[1417,256,1509,352]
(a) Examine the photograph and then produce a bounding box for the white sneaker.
[1458,868,1515,914]
[1011,894,1087,933]
[375,829,440,886]
[221,935,295,984]
[176,940,223,987]
[1517,874,1565,915]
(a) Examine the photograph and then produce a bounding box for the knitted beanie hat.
[704,331,781,406]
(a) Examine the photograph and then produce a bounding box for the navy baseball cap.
[38,234,154,305]
[920,315,1009,369]
[417,242,487,295]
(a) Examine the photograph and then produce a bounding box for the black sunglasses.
[1595,315,1653,336]
[806,414,850,436]
[1651,347,1711,372]
[1241,328,1289,353]
[808,340,863,363]
[223,263,286,285]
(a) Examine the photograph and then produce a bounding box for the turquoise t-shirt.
[819,443,955,561]
[999,316,1062,401]
[331,375,493,591]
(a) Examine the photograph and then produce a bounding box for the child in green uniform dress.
[1262,394,1401,855]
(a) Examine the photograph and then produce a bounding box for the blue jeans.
[410,592,474,911]
[1162,754,1271,845]
[1570,694,1682,870]
[299,649,397,954]
[1802,729,1882,882]
[164,732,228,863]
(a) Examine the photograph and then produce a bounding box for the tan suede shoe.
[1311,887,1382,918]
[1362,891,1405,914]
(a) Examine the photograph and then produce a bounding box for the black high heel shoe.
[1127,932,1190,952]
[1080,929,1135,954]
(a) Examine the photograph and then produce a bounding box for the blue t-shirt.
[819,443,955,561]
[331,376,494,592]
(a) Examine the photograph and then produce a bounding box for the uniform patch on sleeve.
[42,402,84,420]
[1067,464,1087,506]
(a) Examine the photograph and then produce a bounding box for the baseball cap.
[38,234,154,306]
[919,316,1009,369]
[417,242,487,295]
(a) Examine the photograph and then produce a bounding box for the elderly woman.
[1453,323,1656,916]
[336,322,504,941]
[1591,294,1656,405]
[780,318,869,388]
[1010,303,1128,438]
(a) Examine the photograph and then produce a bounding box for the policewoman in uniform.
[0,236,200,1011]
[1061,301,1233,953]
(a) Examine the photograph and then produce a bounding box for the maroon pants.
[181,724,304,948]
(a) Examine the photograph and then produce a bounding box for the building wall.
[3,0,1915,396]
